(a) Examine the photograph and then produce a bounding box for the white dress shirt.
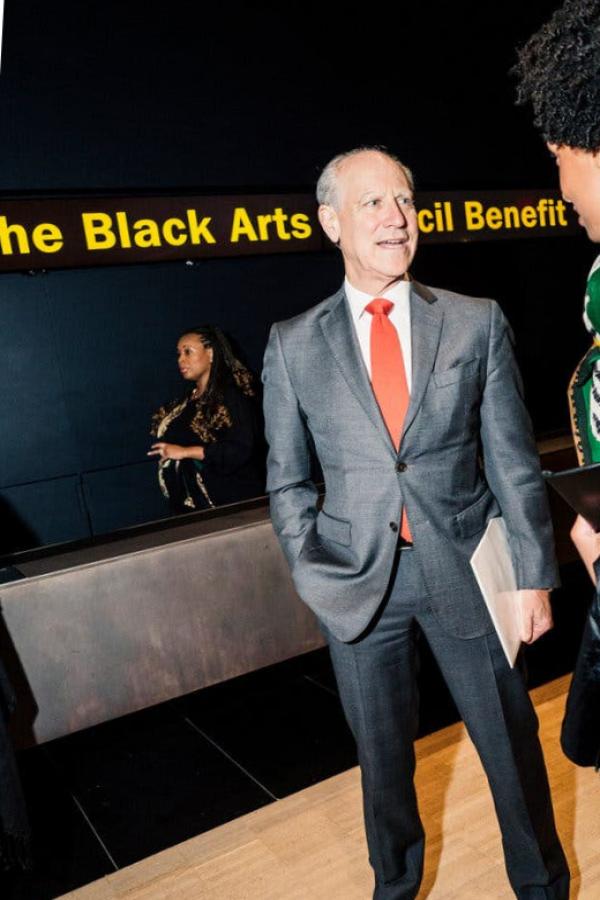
[344,277,412,391]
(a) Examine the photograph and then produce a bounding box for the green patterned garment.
[570,259,600,465]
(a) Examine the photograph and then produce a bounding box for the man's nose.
[557,172,572,205]
[384,199,408,226]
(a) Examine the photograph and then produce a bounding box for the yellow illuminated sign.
[0,188,580,272]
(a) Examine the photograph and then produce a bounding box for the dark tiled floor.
[179,668,357,798]
[4,748,114,899]
[44,703,273,869]
[5,561,591,899]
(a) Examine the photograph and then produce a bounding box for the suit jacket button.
[396,462,407,473]
[389,522,399,532]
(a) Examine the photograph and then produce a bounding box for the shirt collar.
[344,276,411,320]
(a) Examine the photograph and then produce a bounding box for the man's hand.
[570,514,600,585]
[518,589,553,644]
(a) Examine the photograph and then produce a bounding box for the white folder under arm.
[470,517,521,667]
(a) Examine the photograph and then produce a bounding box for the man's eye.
[398,197,415,208]
[365,199,379,207]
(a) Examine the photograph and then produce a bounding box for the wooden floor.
[59,675,600,899]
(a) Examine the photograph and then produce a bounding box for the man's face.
[547,142,600,242]
[318,151,418,294]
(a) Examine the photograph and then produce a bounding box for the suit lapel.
[401,280,444,442]
[320,288,395,454]
[319,281,443,453]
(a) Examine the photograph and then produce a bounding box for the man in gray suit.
[262,147,569,899]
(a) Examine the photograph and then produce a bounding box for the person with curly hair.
[149,325,264,512]
[515,0,600,768]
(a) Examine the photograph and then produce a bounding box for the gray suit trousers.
[324,548,569,900]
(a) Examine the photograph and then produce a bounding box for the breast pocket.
[427,358,482,431]
[432,357,480,388]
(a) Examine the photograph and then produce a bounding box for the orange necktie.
[366,298,412,541]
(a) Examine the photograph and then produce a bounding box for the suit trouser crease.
[345,625,424,897]
[325,549,568,900]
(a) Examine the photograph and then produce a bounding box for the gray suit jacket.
[262,280,559,643]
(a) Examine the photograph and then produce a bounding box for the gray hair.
[316,145,415,208]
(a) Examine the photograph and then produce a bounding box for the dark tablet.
[544,462,600,532]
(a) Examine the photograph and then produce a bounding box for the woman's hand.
[570,514,600,584]
[148,442,204,461]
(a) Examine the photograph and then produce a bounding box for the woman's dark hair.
[513,0,600,150]
[182,324,254,402]
[152,325,254,443]
[181,325,254,443]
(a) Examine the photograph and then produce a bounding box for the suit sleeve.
[479,300,559,590]
[262,323,318,569]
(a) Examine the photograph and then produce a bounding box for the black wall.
[0,1,593,551]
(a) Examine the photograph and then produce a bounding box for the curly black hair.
[514,0,600,150]
[151,325,255,443]
[182,324,255,402]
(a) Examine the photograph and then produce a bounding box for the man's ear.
[318,204,340,245]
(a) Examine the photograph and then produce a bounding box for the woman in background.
[149,325,264,512]
[515,0,600,767]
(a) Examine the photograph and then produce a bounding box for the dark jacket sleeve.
[201,386,258,475]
